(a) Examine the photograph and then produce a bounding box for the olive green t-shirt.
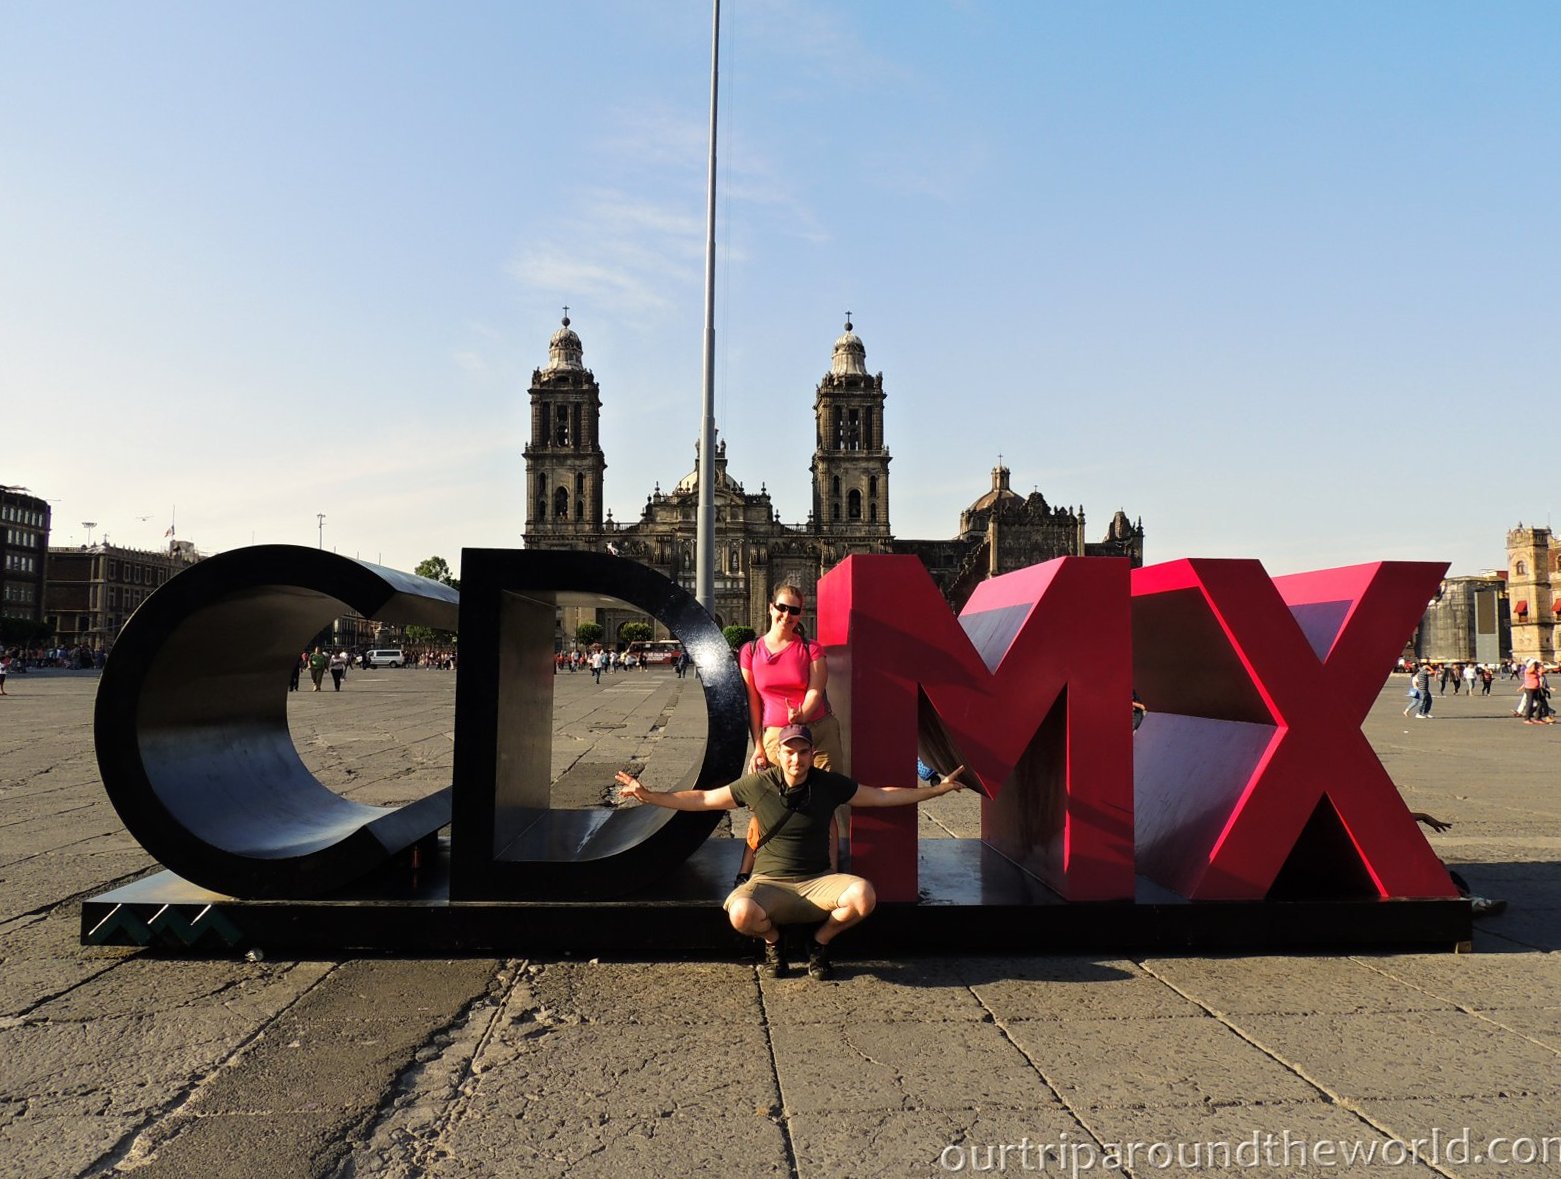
[729,766,858,880]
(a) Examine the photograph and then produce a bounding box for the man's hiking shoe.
[760,940,788,979]
[806,941,833,981]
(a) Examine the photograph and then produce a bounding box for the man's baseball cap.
[777,724,814,749]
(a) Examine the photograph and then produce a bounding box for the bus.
[627,639,684,665]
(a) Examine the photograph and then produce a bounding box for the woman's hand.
[749,747,770,773]
[614,771,647,803]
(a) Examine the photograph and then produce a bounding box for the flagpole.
[694,0,720,612]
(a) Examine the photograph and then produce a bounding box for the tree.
[576,622,605,648]
[723,625,756,650]
[414,556,459,590]
[620,621,653,644]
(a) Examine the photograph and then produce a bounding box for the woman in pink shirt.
[739,584,844,772]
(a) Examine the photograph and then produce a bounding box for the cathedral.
[522,316,1143,641]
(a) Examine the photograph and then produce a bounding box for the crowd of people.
[0,645,104,671]
[554,647,693,679]
[1400,658,1555,722]
[288,645,459,691]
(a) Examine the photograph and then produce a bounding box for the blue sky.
[4,2,1557,579]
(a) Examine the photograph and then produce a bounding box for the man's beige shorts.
[724,872,863,925]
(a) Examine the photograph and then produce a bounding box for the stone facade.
[0,485,51,628]
[1506,525,1559,664]
[44,541,202,652]
[1416,574,1509,664]
[521,317,1144,644]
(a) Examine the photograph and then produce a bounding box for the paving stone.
[1233,1010,1561,1100]
[769,1021,1050,1113]
[760,957,990,1024]
[0,1111,143,1179]
[0,957,120,1019]
[274,958,497,1023]
[119,1111,352,1179]
[960,956,1203,1021]
[1003,1015,1320,1110]
[1141,954,1461,1015]
[1364,950,1561,1011]
[1352,1095,1561,1174]
[788,1102,1089,1179]
[426,1108,790,1179]
[452,1019,779,1123]
[1080,1099,1443,1176]
[1473,1005,1561,1052]
[0,1011,269,1118]
[187,1016,448,1117]
[35,958,329,1022]
[523,958,762,1026]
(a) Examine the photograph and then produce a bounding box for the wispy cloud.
[453,350,487,375]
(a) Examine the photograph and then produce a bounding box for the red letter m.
[817,555,1134,902]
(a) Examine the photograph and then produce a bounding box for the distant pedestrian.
[0,653,9,696]
[1409,663,1433,718]
[308,647,328,692]
[1462,664,1477,695]
[329,650,348,691]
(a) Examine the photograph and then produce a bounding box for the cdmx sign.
[86,545,1464,952]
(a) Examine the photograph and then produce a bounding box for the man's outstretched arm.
[851,766,970,808]
[615,771,737,812]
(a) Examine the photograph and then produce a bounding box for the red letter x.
[1132,559,1457,900]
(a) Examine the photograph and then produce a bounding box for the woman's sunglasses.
[772,602,802,616]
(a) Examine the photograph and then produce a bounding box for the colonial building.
[521,316,1144,644]
[44,541,203,653]
[1506,524,1559,664]
[0,485,51,631]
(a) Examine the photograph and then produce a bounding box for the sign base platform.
[81,839,1472,956]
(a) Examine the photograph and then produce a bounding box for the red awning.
[1516,600,1529,614]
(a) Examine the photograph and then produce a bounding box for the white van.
[364,648,405,668]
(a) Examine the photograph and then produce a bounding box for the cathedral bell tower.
[810,318,891,542]
[523,314,606,546]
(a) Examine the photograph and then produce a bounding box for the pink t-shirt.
[740,637,826,728]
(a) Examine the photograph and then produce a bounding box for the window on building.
[554,487,569,519]
[1516,561,1528,576]
[870,503,878,522]
[848,489,862,519]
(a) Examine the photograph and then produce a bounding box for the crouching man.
[615,723,967,980]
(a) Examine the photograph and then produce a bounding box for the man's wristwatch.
[733,872,751,886]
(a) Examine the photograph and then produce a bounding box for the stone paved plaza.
[1,665,1558,1177]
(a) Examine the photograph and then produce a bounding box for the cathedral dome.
[830,319,867,377]
[965,465,1021,514]
[543,315,584,372]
